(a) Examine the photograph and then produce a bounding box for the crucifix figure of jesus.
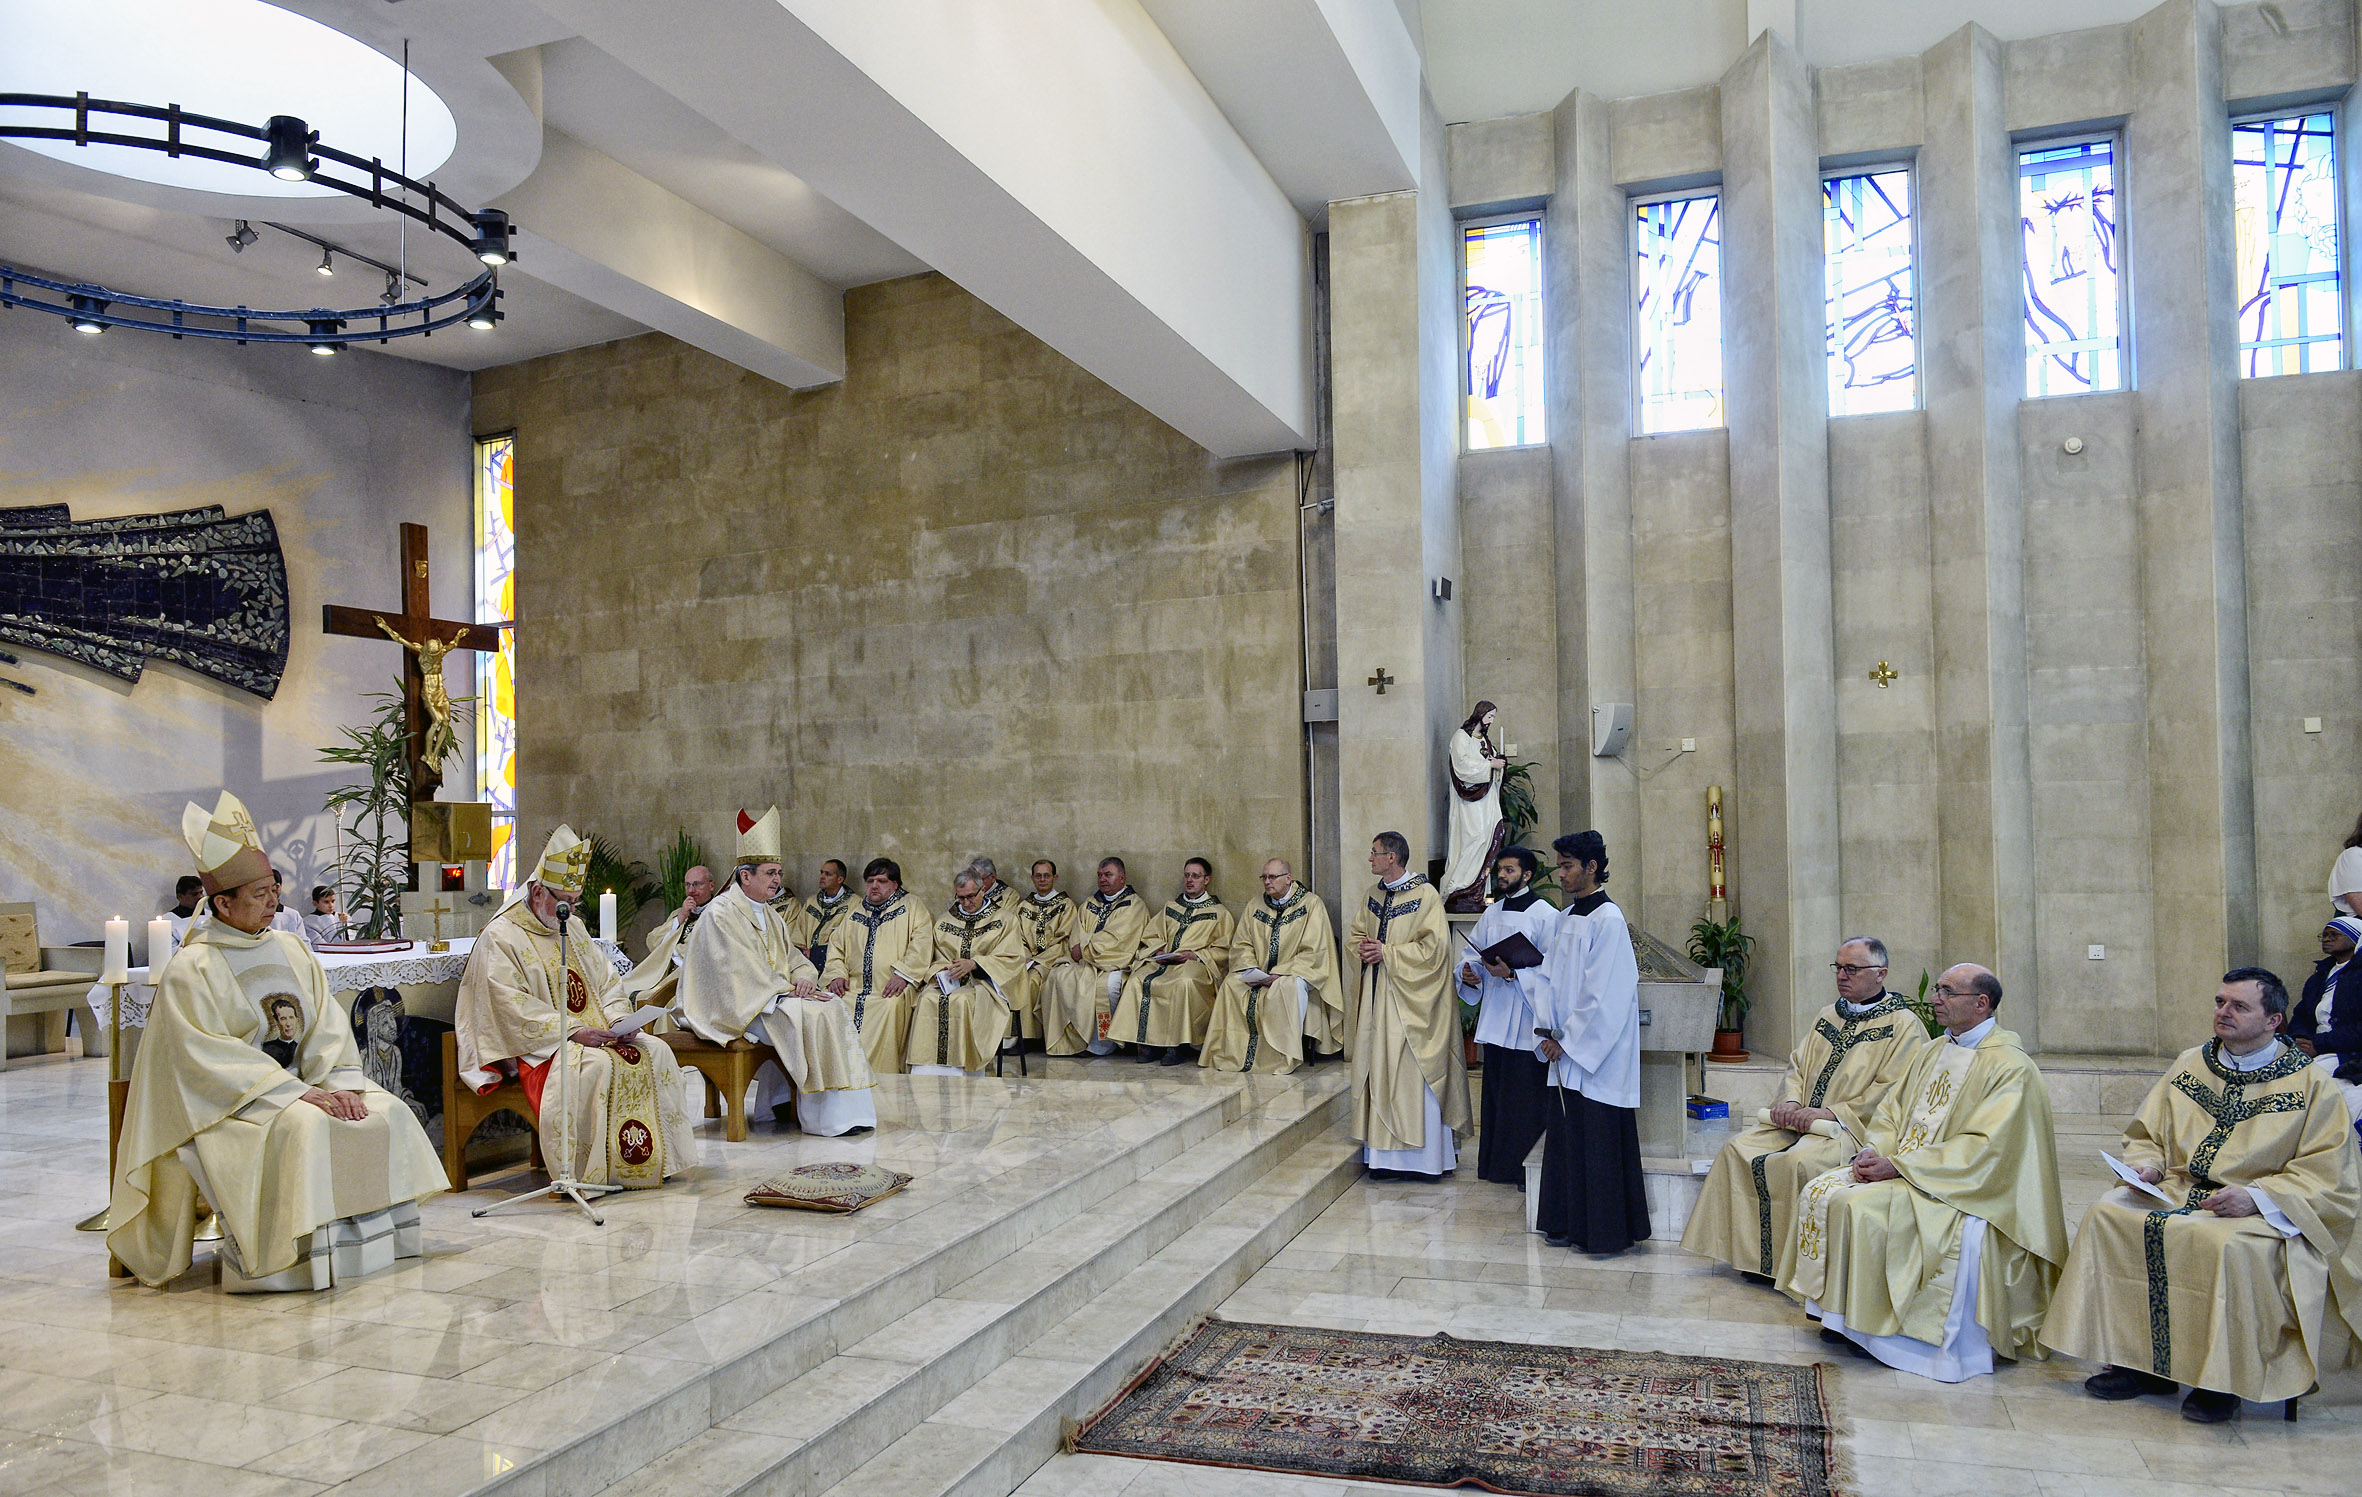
[323,522,506,800]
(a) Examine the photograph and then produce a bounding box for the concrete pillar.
[1917,25,2040,1036]
[1719,32,1839,1054]
[2128,0,2256,1041]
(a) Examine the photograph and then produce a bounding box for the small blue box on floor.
[1686,1095,1729,1120]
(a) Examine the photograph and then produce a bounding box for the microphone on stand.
[555,901,573,926]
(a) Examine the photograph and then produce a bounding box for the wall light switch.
[1680,737,1696,752]
[2305,717,2324,734]
[2087,944,2106,961]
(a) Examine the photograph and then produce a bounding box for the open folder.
[1460,929,1546,971]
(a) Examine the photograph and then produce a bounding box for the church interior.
[4,1,2362,1494]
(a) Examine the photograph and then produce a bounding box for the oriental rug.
[1073,1318,1842,1497]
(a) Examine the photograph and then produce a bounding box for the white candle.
[599,890,618,944]
[102,917,130,984]
[147,916,172,974]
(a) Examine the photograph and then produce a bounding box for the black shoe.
[1135,1046,1164,1064]
[2085,1366,2178,1401]
[1159,1047,1188,1066]
[1817,1327,1874,1359]
[2181,1388,2241,1423]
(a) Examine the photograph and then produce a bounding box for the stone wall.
[0,312,471,942]
[470,275,1307,916]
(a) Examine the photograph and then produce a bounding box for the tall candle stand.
[71,975,133,1278]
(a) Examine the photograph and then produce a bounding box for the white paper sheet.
[608,1003,673,1037]
[2102,1150,2178,1206]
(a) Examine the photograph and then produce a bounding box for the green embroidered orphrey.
[931,905,1004,1066]
[1746,997,1910,1274]
[2140,1040,2312,1376]
[1241,891,1309,1074]
[1134,900,1223,1045]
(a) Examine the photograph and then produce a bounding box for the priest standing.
[1039,858,1154,1057]
[110,790,446,1289]
[1203,859,1344,1075]
[1461,847,1559,1187]
[1523,832,1648,1251]
[1009,860,1077,1050]
[456,825,696,1192]
[1786,964,2067,1381]
[2042,967,2362,1422]
[1682,936,1923,1282]
[1110,856,1234,1066]
[676,808,878,1135]
[1347,831,1469,1180]
[911,868,1024,1074]
[788,859,855,971]
[822,858,931,1075]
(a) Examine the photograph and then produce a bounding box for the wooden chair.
[658,1030,786,1142]
[439,1030,540,1191]
[2,901,97,1069]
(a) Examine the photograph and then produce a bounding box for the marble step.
[578,1076,1352,1497]
[813,1130,1362,1497]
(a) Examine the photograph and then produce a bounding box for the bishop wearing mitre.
[1039,858,1154,1056]
[1008,859,1077,1049]
[910,868,1025,1074]
[1785,964,2068,1381]
[456,825,695,1190]
[109,791,447,1289]
[1347,831,1470,1180]
[822,857,931,1074]
[2042,967,2362,1423]
[1203,860,1344,1075]
[677,808,878,1135]
[1683,936,1922,1282]
[1110,857,1235,1066]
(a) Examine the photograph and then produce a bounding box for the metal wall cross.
[1367,667,1395,694]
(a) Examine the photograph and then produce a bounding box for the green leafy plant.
[656,829,711,911]
[1687,914,1757,1034]
[1499,759,1543,846]
[583,834,660,932]
[1905,968,1943,1037]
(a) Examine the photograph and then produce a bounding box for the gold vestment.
[1201,885,1343,1074]
[821,892,931,1075]
[1345,876,1471,1153]
[1008,890,1076,1041]
[911,900,1026,1070]
[1038,888,1154,1055]
[1110,894,1234,1049]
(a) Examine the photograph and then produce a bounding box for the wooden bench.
[658,1029,787,1142]
[438,1030,540,1191]
[2,901,97,1069]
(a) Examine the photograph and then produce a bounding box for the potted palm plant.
[1688,913,1755,1063]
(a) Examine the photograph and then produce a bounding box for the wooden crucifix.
[323,522,505,800]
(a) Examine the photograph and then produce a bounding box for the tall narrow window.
[2234,111,2342,377]
[1462,218,1545,449]
[1824,168,1917,414]
[1634,192,1724,433]
[2020,138,2124,397]
[474,433,518,889]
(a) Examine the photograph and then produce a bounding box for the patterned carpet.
[1075,1319,1842,1497]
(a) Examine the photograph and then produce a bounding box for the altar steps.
[566,1076,1356,1497]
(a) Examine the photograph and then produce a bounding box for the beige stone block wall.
[471,275,1306,915]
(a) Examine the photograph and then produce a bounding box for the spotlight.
[225,220,259,252]
[262,116,317,182]
[469,210,511,267]
[316,247,335,277]
[380,272,401,306]
[67,295,108,334]
[305,318,343,355]
[466,303,500,332]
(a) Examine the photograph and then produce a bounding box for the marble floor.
[1018,1104,2362,1497]
[0,1050,1331,1497]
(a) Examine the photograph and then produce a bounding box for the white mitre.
[736,805,782,867]
[532,823,593,894]
[180,789,271,893]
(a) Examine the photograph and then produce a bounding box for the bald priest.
[456,825,696,1190]
[110,791,446,1289]
[677,807,878,1135]
[2042,967,2362,1422]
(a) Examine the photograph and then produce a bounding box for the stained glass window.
[1634,192,1724,433]
[2020,138,2124,398]
[1824,169,1917,415]
[473,433,517,888]
[2234,112,2342,377]
[1463,218,1545,448]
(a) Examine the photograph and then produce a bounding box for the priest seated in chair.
[455,824,696,1190]
[909,868,1024,1075]
[2042,966,2362,1423]
[676,807,877,1134]
[108,791,447,1291]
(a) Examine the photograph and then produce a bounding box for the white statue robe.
[1439,727,1504,904]
[677,883,878,1135]
[108,922,446,1287]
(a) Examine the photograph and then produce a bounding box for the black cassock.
[1534,1086,1650,1253]
[1476,1043,1550,1186]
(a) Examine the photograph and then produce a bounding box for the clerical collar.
[1502,888,1541,912]
[1098,886,1133,903]
[1180,891,1213,905]
[863,892,900,911]
[1382,871,1417,891]
[1567,889,1610,916]
[2220,1036,2286,1072]
[955,900,987,917]
[816,888,849,907]
[1949,1015,1998,1048]
[1841,994,1893,1018]
[1265,883,1299,909]
[1029,890,1065,903]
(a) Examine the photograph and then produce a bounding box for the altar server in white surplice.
[678,807,878,1136]
[1461,847,1558,1188]
[109,790,446,1290]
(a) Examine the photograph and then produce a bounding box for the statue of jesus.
[375,617,458,771]
[1440,701,1508,913]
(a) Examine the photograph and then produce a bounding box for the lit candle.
[146,916,172,975]
[102,916,130,984]
[599,890,618,944]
